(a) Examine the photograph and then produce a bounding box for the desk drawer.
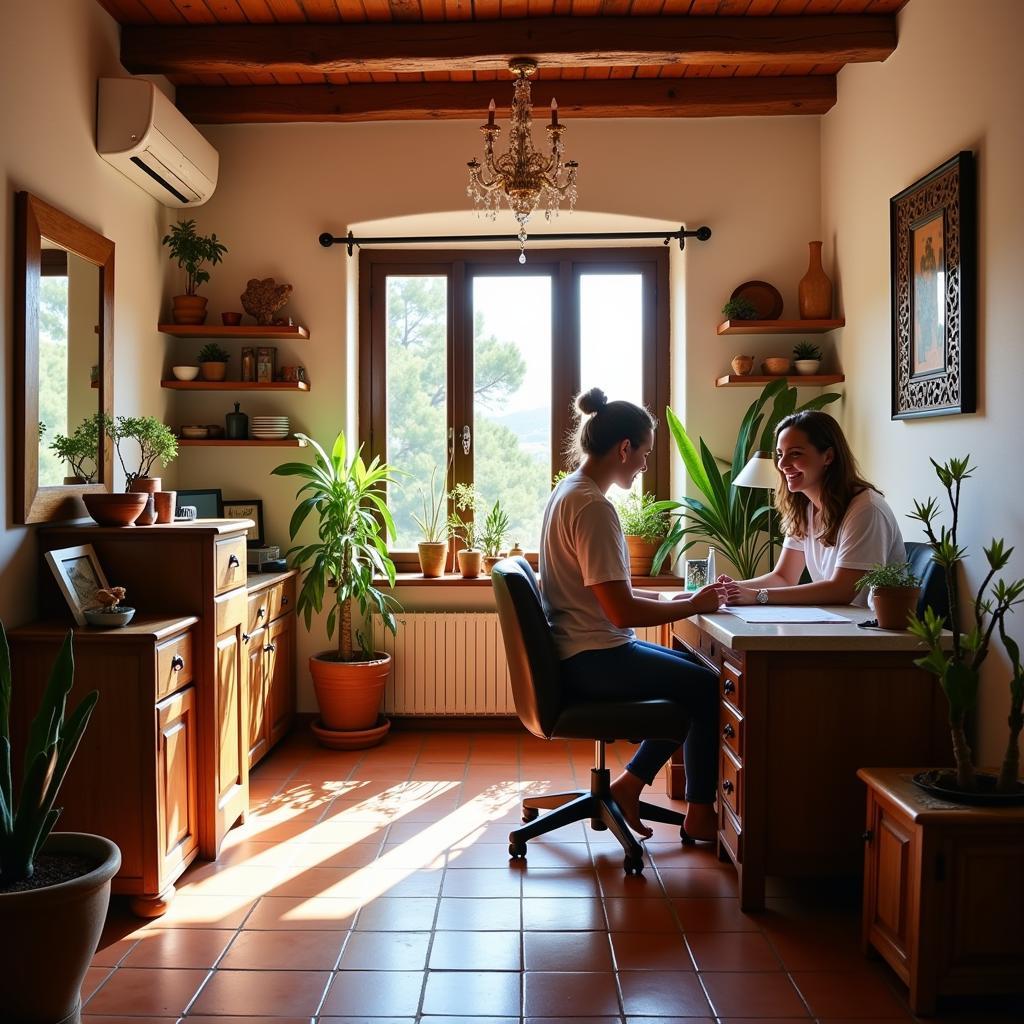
[267,576,295,623]
[720,804,742,863]
[721,702,743,761]
[720,744,742,821]
[215,536,247,596]
[721,660,743,713]
[156,630,193,700]
[699,630,721,667]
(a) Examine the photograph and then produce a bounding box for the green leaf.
[664,407,712,498]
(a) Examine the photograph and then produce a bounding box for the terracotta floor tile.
[337,930,431,971]
[605,897,681,933]
[685,931,783,972]
[219,929,346,970]
[423,969,523,1016]
[90,936,139,967]
[145,893,257,930]
[700,971,810,1018]
[610,930,693,971]
[354,896,438,930]
[523,970,620,1017]
[436,896,521,930]
[791,970,912,1018]
[521,867,601,898]
[321,970,425,1016]
[425,1018,516,1024]
[646,841,730,869]
[596,865,660,897]
[177,860,284,896]
[657,867,739,898]
[671,897,762,932]
[81,965,114,1002]
[317,1018,413,1024]
[623,1018,714,1024]
[619,970,713,1016]
[429,930,522,970]
[242,895,359,930]
[80,1017,178,1023]
[526,1018,623,1024]
[120,928,233,969]
[441,867,522,897]
[184,1018,313,1024]
[287,841,383,869]
[527,933,614,977]
[189,968,330,1016]
[83,967,207,1016]
[523,896,606,931]
[764,922,867,972]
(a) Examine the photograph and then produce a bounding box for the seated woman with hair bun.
[538,387,731,841]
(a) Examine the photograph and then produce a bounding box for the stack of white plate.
[251,415,290,440]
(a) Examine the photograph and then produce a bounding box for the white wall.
[822,0,1024,764]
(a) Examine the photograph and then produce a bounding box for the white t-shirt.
[539,469,634,660]
[782,488,906,607]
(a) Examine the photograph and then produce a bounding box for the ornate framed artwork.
[223,498,264,546]
[890,151,976,419]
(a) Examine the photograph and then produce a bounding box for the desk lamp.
[733,450,781,567]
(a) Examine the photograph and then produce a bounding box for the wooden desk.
[668,609,951,911]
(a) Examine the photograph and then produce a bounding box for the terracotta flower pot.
[483,555,504,575]
[762,357,791,375]
[128,476,161,494]
[731,355,754,376]
[417,540,448,578]
[310,650,391,732]
[457,548,482,579]
[153,490,177,524]
[200,361,228,382]
[171,294,208,325]
[82,492,147,527]
[798,241,833,319]
[0,832,120,1024]
[870,585,921,630]
[626,535,664,577]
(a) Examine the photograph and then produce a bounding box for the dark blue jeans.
[561,639,718,804]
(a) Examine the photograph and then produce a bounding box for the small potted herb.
[614,490,678,577]
[197,342,231,382]
[447,484,484,578]
[162,219,228,325]
[84,587,135,628]
[480,499,511,574]
[411,464,450,578]
[855,561,921,630]
[793,340,823,375]
[721,296,759,321]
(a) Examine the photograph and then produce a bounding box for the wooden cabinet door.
[246,626,268,768]
[155,685,199,892]
[214,625,248,845]
[865,795,916,977]
[266,613,295,748]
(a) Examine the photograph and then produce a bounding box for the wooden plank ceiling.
[96,0,908,122]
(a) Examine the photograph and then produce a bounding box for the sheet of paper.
[723,606,853,624]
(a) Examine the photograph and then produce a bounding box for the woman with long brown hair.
[719,410,905,606]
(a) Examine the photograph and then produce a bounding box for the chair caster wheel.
[623,854,644,876]
[680,827,696,847]
[509,840,527,860]
[522,807,539,824]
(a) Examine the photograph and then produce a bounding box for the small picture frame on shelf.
[684,557,711,592]
[241,346,256,382]
[45,544,111,626]
[256,346,276,384]
[176,488,224,520]
[223,499,265,546]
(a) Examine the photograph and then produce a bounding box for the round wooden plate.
[731,280,783,320]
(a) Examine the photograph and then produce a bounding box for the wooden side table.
[858,767,1024,1015]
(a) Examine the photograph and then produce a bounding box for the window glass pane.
[37,274,69,487]
[579,273,645,502]
[386,276,448,550]
[472,275,552,552]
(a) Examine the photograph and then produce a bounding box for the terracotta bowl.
[762,356,792,375]
[82,492,148,527]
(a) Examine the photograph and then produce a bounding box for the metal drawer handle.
[257,607,266,619]
[281,595,289,606]
[228,554,241,568]
[722,723,735,739]
[171,655,185,672]
[264,643,276,653]
[243,632,252,643]
[723,679,735,694]
[722,780,734,795]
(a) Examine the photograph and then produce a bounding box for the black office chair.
[491,557,692,875]
[906,540,949,623]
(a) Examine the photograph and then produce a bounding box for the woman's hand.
[724,584,758,606]
[684,582,733,614]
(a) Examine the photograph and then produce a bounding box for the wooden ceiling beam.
[176,76,837,123]
[122,16,896,76]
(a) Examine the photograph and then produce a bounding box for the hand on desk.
[675,581,734,613]
[716,575,750,605]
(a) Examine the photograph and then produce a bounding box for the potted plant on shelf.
[0,623,121,1024]
[104,414,179,493]
[447,483,484,579]
[49,412,102,484]
[411,462,450,578]
[161,218,228,325]
[614,489,677,577]
[84,586,135,628]
[721,296,759,321]
[854,562,921,630]
[273,432,401,748]
[793,340,823,375]
[906,455,1024,802]
[197,342,231,382]
[480,499,511,574]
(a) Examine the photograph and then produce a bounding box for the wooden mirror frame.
[15,192,114,524]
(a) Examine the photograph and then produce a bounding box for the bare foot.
[683,801,717,842]
[610,770,654,839]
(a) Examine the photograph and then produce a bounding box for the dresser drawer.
[721,660,743,713]
[214,536,247,595]
[267,576,296,623]
[721,701,743,761]
[216,588,247,635]
[720,804,742,863]
[720,744,742,821]
[155,630,193,700]
[247,590,271,634]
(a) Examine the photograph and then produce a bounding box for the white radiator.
[372,612,663,716]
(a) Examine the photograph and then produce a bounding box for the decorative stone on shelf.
[241,277,293,326]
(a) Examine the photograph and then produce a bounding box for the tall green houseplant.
[273,432,401,661]
[161,219,228,296]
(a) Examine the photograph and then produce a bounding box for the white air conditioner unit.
[97,78,218,207]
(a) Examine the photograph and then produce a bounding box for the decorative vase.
[200,361,227,382]
[794,359,821,376]
[508,542,525,558]
[483,555,503,575]
[731,355,754,376]
[457,548,482,579]
[153,490,177,524]
[798,241,833,319]
[417,541,448,578]
[625,536,663,577]
[869,585,920,630]
[171,294,208,325]
[134,494,158,526]
[225,402,248,440]
[309,651,391,732]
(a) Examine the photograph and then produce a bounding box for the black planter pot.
[912,768,1024,807]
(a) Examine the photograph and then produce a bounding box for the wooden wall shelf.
[717,318,845,335]
[158,324,309,340]
[717,374,845,387]
[162,380,310,392]
[177,438,307,447]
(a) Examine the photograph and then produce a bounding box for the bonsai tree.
[447,483,483,552]
[103,415,178,488]
[793,340,822,361]
[907,456,1024,794]
[721,296,758,320]
[480,499,511,559]
[0,623,99,885]
[161,219,228,297]
[273,432,401,662]
[614,489,675,541]
[49,413,103,484]
[198,343,231,365]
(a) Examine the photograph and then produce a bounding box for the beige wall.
[822,0,1024,764]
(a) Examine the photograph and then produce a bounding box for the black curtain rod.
[318,225,712,256]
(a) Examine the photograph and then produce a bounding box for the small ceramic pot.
[457,548,482,579]
[731,355,754,376]
[761,357,791,375]
[153,491,177,524]
[200,361,228,382]
[483,555,504,575]
[82,492,147,527]
[870,586,921,630]
[171,294,207,325]
[221,311,243,326]
[84,607,136,628]
[128,477,161,494]
[172,365,199,381]
[794,359,821,375]
[417,541,448,578]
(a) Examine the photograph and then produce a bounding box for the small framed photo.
[45,544,111,626]
[256,346,276,385]
[684,557,710,592]
[176,488,224,520]
[223,499,264,546]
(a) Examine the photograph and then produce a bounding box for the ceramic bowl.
[172,365,200,381]
[82,492,148,527]
[180,425,209,439]
[762,357,792,375]
[84,607,136,628]
[221,312,243,326]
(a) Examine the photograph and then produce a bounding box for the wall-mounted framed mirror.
[15,191,114,524]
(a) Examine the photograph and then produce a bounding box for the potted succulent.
[161,218,228,325]
[480,499,511,574]
[197,342,231,382]
[104,414,179,493]
[84,586,135,628]
[447,483,484,578]
[273,432,401,746]
[906,456,1024,802]
[614,489,677,577]
[0,623,121,1023]
[793,340,823,375]
[855,561,921,630]
[411,462,450,578]
[721,296,759,321]
[49,412,102,484]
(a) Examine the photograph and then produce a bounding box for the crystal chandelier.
[467,58,579,264]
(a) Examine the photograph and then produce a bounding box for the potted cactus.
[793,340,823,375]
[0,623,121,1022]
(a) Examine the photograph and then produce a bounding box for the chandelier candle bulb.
[550,98,558,127]
[487,99,496,127]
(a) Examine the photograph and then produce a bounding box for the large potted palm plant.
[273,432,401,748]
[0,623,121,1024]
